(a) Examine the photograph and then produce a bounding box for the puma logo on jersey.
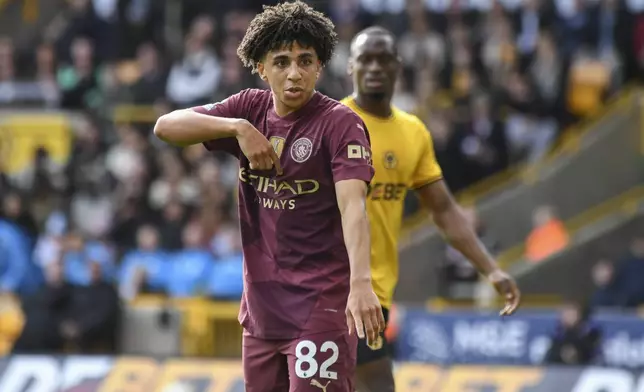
[310,379,331,391]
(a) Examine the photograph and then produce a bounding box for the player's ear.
[257,62,268,82]
[347,58,354,76]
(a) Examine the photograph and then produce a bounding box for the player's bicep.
[329,118,374,184]
[191,94,245,156]
[411,125,443,189]
[415,178,454,214]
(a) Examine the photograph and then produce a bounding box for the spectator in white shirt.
[166,33,221,108]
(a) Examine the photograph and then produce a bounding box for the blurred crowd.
[590,237,644,308]
[0,0,644,351]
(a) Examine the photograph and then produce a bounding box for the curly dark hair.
[237,1,338,73]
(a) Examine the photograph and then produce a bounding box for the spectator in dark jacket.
[12,260,73,353]
[590,259,628,308]
[612,238,644,307]
[545,302,602,366]
[64,261,120,353]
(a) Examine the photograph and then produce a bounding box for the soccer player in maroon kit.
[153,2,385,391]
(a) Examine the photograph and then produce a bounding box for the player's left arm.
[411,121,521,315]
[335,179,372,284]
[329,111,384,342]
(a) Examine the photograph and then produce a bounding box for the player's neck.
[354,94,392,119]
[272,91,316,118]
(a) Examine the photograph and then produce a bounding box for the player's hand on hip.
[234,119,283,175]
[346,281,385,345]
[487,269,521,316]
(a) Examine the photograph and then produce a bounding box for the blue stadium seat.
[119,250,171,294]
[0,220,40,295]
[205,254,243,300]
[63,241,116,286]
[165,249,214,297]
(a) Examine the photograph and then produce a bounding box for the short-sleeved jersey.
[193,89,374,339]
[341,97,442,309]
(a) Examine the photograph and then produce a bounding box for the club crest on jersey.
[291,137,313,163]
[269,136,285,158]
[383,151,397,169]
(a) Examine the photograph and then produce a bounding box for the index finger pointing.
[270,149,283,175]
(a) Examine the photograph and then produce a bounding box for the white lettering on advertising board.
[571,368,644,392]
[452,320,529,358]
[0,356,112,392]
[0,356,59,392]
[60,356,112,389]
[407,321,450,362]
[604,332,644,368]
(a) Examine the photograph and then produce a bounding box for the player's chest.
[369,132,417,181]
[260,121,326,173]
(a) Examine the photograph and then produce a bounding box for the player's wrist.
[484,266,503,278]
[350,276,372,287]
[231,118,252,138]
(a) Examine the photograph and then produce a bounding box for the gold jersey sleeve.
[340,97,443,309]
[410,117,443,189]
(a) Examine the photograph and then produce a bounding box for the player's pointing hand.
[234,119,283,175]
[346,280,385,346]
[487,269,521,316]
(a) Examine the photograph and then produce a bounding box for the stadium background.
[0,0,643,390]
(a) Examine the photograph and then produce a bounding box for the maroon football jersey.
[192,89,374,339]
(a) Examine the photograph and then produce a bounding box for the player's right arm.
[411,119,520,315]
[154,109,244,147]
[153,90,281,173]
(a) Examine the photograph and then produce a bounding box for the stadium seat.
[165,250,213,298]
[119,250,170,296]
[0,114,71,176]
[567,61,609,117]
[205,256,243,300]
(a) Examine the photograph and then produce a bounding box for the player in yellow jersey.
[341,27,521,392]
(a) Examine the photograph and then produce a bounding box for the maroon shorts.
[242,330,357,392]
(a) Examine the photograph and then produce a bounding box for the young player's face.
[349,34,400,100]
[258,42,321,114]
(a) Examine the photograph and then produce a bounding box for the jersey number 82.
[295,340,339,380]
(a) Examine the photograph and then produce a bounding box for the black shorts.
[356,306,391,365]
